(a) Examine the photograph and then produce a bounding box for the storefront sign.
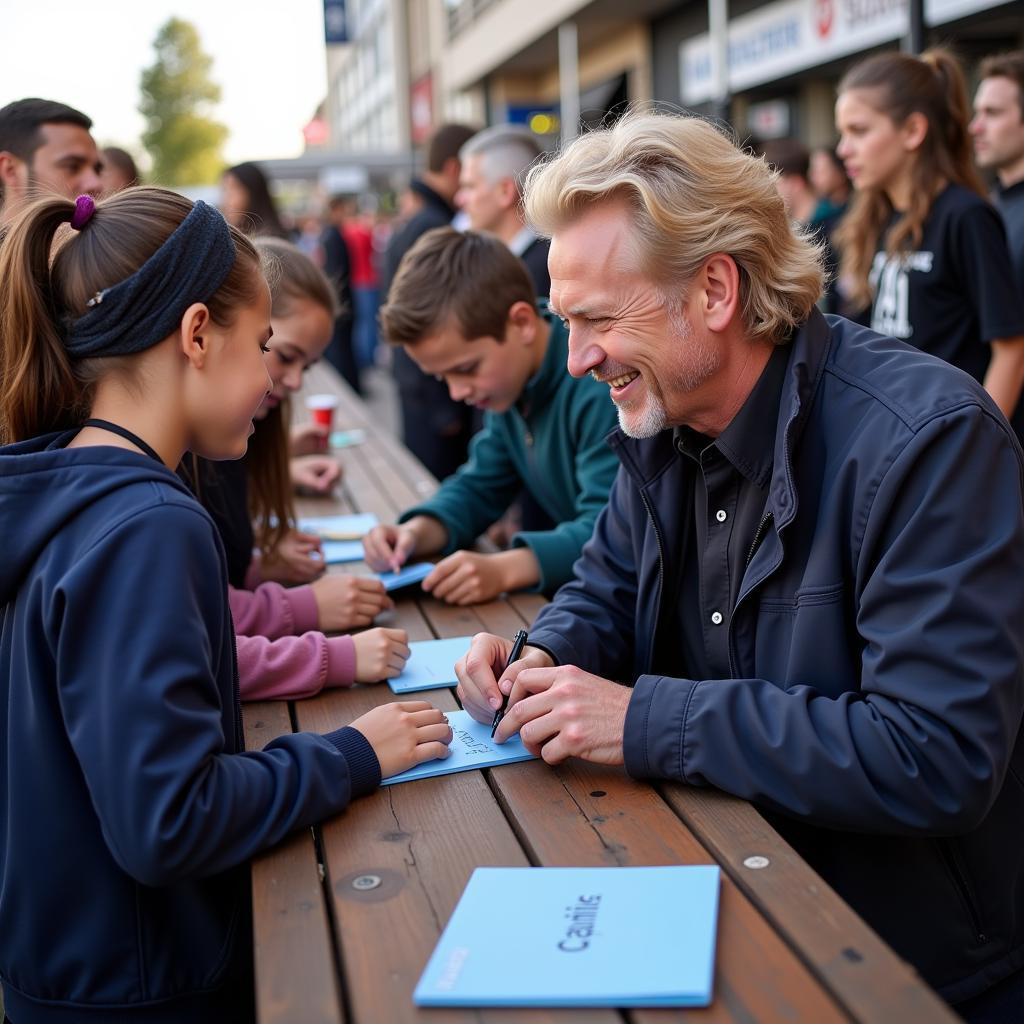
[681,0,907,103]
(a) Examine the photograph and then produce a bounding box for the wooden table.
[244,366,959,1024]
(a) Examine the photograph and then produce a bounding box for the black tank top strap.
[82,418,164,465]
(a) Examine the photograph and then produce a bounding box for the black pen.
[490,629,529,738]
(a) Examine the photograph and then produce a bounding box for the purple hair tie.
[69,194,96,230]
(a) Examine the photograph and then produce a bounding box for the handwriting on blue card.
[388,636,472,693]
[376,562,432,591]
[415,865,720,1007]
[381,710,536,786]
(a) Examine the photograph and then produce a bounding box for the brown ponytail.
[835,48,986,311]
[0,186,262,445]
[0,197,87,443]
[247,238,339,557]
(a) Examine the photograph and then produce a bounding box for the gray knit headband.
[65,200,238,359]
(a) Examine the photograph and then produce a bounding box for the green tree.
[139,18,228,186]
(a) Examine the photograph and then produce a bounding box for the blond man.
[456,112,1024,1017]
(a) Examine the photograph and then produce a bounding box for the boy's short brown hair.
[380,227,536,346]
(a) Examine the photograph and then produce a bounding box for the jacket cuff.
[623,674,699,782]
[325,636,357,687]
[510,530,576,594]
[287,585,320,634]
[323,726,381,798]
[525,628,581,670]
[397,507,459,555]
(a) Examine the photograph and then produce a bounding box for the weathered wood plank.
[244,702,344,1024]
[660,785,957,1024]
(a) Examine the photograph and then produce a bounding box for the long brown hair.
[248,237,338,555]
[0,187,261,444]
[835,49,986,311]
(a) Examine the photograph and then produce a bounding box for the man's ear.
[0,151,26,193]
[497,177,519,210]
[179,302,212,368]
[699,253,742,334]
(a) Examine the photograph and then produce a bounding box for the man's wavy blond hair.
[524,112,825,344]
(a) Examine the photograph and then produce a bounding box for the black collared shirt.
[652,342,791,679]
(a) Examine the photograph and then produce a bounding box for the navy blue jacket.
[0,435,380,1023]
[529,311,1024,1002]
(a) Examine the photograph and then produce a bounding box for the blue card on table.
[299,514,378,565]
[414,865,720,1007]
[381,710,536,786]
[376,562,433,591]
[388,636,473,694]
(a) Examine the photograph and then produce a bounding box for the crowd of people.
[1,42,1024,1024]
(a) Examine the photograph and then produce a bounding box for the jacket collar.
[610,308,834,528]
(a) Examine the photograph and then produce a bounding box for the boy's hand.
[362,524,418,572]
[423,548,540,606]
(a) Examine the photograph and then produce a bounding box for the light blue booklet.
[381,710,536,786]
[299,513,378,564]
[414,865,720,1007]
[376,562,433,591]
[388,636,473,694]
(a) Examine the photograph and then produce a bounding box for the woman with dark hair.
[835,48,1024,423]
[221,161,288,238]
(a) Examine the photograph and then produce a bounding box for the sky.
[0,0,330,166]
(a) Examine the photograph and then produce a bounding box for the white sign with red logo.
[681,0,908,103]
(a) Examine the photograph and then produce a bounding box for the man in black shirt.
[456,112,1024,1021]
[382,122,477,481]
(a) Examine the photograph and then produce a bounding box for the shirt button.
[711,611,723,625]
[715,509,727,523]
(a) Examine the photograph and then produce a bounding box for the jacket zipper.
[745,511,774,570]
[639,487,666,674]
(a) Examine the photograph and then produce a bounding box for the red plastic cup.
[305,394,338,451]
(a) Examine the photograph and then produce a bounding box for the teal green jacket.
[399,312,619,593]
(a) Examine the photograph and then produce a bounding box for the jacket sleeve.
[237,632,357,701]
[510,400,619,592]
[527,464,639,680]
[625,407,1024,836]
[229,581,319,639]
[398,415,523,553]
[54,502,380,887]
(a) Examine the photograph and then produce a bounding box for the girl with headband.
[219,237,412,696]
[0,188,452,1023]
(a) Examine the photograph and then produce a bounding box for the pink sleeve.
[229,583,320,639]
[235,633,358,701]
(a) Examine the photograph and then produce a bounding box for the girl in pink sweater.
[229,238,409,698]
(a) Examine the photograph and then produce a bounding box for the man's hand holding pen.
[456,633,631,766]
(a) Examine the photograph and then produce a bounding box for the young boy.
[364,227,618,605]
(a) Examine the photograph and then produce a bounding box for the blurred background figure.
[100,146,139,193]
[457,124,550,295]
[0,97,101,227]
[383,122,478,481]
[972,51,1024,298]
[220,160,288,238]
[321,194,360,394]
[835,48,1024,432]
[336,196,380,370]
[809,143,851,223]
[759,137,841,312]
